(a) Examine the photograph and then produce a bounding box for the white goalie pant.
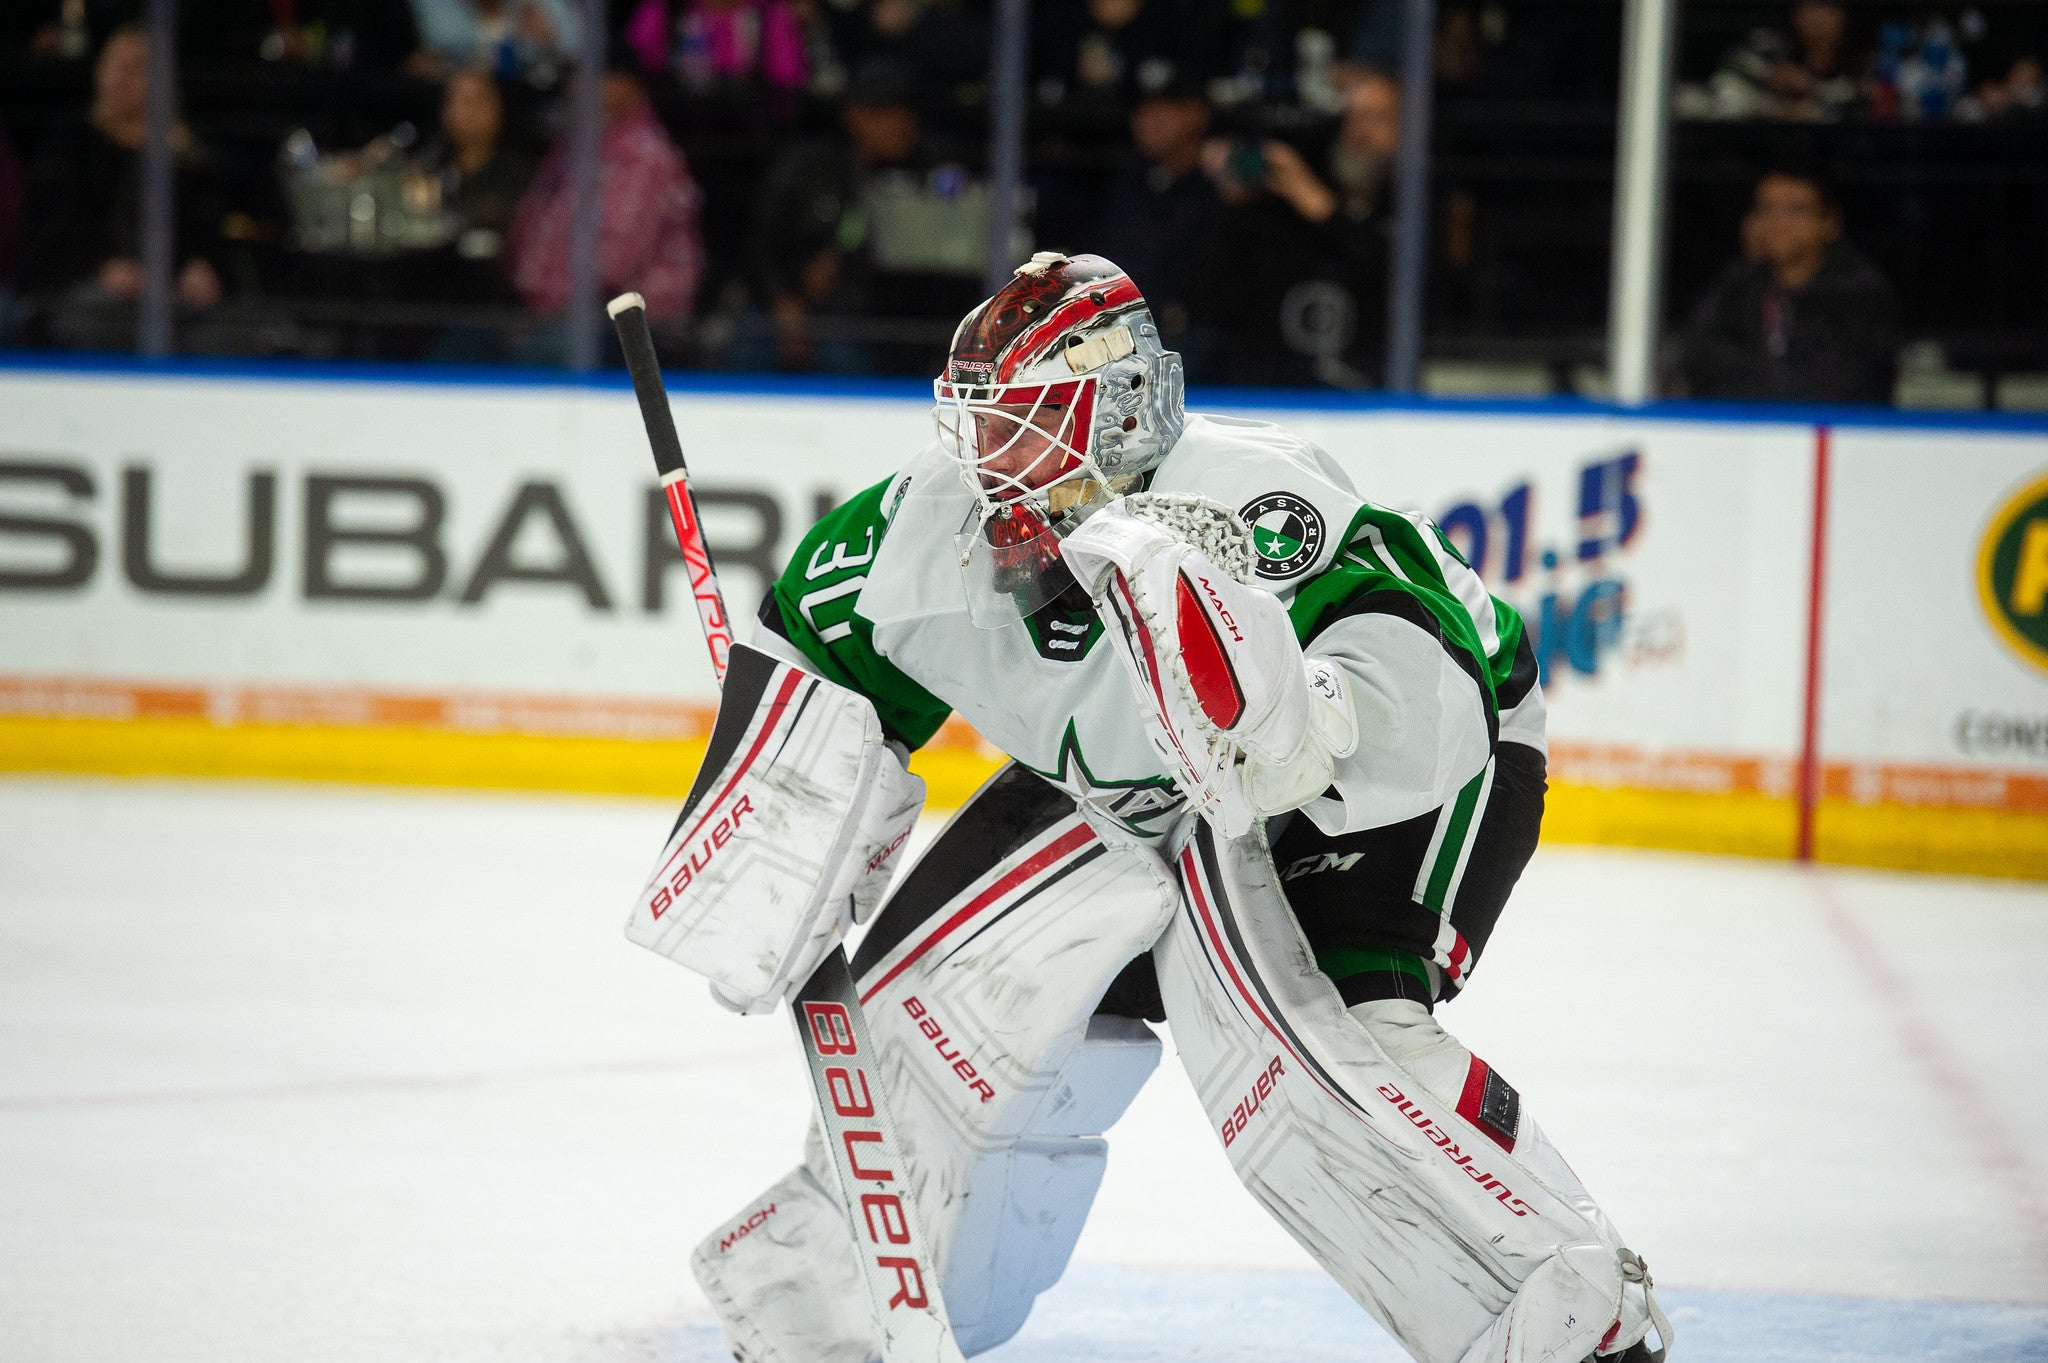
[693,767,1180,1362]
[1162,824,1665,1363]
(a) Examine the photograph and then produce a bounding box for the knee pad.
[1348,998,1468,1098]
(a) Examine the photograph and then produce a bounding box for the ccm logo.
[1377,1082,1533,1218]
[648,794,755,919]
[903,996,996,1104]
[1196,574,1244,642]
[803,1001,937,1311]
[1220,1056,1285,1147]
[1280,851,1364,882]
[718,1202,777,1253]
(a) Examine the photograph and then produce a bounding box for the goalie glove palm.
[1062,501,1356,838]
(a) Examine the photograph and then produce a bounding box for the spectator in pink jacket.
[508,63,703,341]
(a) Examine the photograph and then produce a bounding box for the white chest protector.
[851,415,1375,841]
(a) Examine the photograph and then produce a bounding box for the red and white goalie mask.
[935,374,1100,507]
[935,252,1187,626]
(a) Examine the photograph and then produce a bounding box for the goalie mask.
[935,252,1187,627]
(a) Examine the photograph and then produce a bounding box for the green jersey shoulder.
[760,467,951,748]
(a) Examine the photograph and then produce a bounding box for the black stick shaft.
[609,292,736,681]
[609,294,686,478]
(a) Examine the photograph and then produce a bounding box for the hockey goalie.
[653,253,1670,1363]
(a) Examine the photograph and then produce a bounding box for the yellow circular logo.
[1978,470,2048,677]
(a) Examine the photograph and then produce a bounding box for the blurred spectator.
[620,0,808,103]
[403,70,534,359]
[1092,74,1227,377]
[407,0,579,85]
[1685,2,1865,121]
[745,58,979,373]
[1200,66,1402,231]
[1199,65,1401,385]
[507,62,702,355]
[1678,169,1900,405]
[430,68,536,253]
[1315,65,1401,225]
[1946,3,2044,122]
[20,25,232,347]
[1206,2,1371,114]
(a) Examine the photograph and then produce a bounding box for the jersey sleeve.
[1282,504,1499,834]
[758,475,954,750]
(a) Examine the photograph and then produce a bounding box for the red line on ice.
[1810,873,2048,1281]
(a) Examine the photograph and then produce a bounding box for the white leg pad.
[693,816,1176,1362]
[1158,828,1671,1363]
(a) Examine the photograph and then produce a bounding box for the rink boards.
[2,358,2046,879]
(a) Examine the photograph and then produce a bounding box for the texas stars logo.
[1240,492,1326,580]
[1023,719,1183,837]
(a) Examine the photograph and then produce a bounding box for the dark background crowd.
[0,0,2042,406]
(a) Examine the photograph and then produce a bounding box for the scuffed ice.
[2,780,2045,1363]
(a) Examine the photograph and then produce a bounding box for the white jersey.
[757,414,1542,843]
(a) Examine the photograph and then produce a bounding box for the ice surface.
[2,779,2044,1363]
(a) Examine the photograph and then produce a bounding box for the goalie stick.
[608,293,968,1363]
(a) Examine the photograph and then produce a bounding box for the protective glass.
[933,375,1100,508]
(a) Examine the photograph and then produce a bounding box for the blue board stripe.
[3,349,2047,434]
